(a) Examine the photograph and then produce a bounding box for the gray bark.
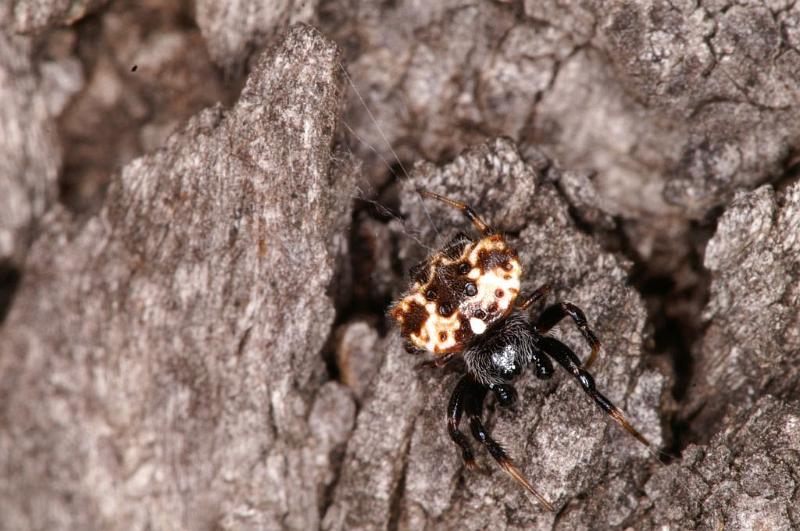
[0,32,60,265]
[2,0,108,33]
[689,181,800,437]
[1,0,800,529]
[194,0,318,75]
[0,25,356,530]
[635,395,800,530]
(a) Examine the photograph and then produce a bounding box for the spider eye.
[458,262,470,274]
[464,283,477,296]
[425,289,437,300]
[474,309,486,319]
[438,303,452,316]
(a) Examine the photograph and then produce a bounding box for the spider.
[389,191,652,511]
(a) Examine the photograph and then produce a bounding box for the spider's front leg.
[415,352,459,371]
[448,375,554,511]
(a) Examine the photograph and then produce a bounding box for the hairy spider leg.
[457,375,554,511]
[448,375,477,468]
[420,191,494,235]
[536,336,650,447]
[517,283,552,311]
[535,302,601,367]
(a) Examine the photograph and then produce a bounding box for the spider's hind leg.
[458,376,553,511]
[535,301,601,367]
[448,375,478,469]
[537,336,650,448]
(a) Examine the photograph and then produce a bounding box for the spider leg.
[537,336,650,448]
[420,190,494,235]
[404,341,425,355]
[535,302,601,367]
[448,375,477,469]
[517,283,551,311]
[416,352,458,371]
[462,377,554,511]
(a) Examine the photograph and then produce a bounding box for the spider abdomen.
[390,234,522,355]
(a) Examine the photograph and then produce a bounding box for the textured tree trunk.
[2,2,800,530]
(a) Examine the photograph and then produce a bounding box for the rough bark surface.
[317,0,800,220]
[0,31,60,265]
[688,181,800,438]
[1,0,800,529]
[313,0,800,281]
[195,0,318,75]
[0,25,356,530]
[634,395,800,530]
[2,0,107,33]
[55,2,229,212]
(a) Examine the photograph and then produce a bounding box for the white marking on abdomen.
[469,317,487,334]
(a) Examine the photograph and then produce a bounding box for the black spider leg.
[456,376,554,511]
[535,302,601,367]
[447,376,477,469]
[537,336,650,448]
[420,191,494,235]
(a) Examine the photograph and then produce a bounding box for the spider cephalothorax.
[389,191,652,511]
